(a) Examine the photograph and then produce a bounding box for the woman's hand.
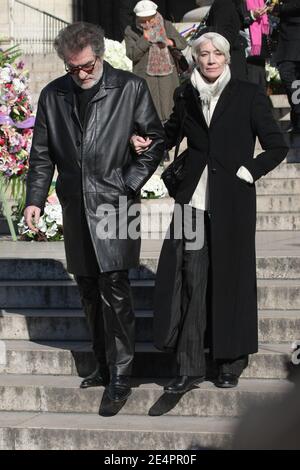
[252,6,268,18]
[166,38,175,47]
[131,135,152,155]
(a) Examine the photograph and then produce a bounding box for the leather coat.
[26,61,165,274]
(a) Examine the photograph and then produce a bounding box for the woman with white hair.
[124,0,187,122]
[132,32,288,393]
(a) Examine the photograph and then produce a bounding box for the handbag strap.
[174,106,187,160]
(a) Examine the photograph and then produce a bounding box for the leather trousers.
[75,271,135,376]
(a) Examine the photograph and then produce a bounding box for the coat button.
[211,168,217,174]
[76,140,81,147]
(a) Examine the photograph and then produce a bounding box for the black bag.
[161,111,187,199]
[169,47,189,76]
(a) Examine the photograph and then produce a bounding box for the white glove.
[236,166,254,184]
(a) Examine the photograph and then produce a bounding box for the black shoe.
[107,375,132,402]
[215,373,239,388]
[80,367,109,389]
[164,375,205,394]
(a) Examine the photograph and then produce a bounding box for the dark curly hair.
[54,22,105,60]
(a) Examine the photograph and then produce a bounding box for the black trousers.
[75,271,135,377]
[176,208,248,377]
[176,207,209,376]
[278,61,300,129]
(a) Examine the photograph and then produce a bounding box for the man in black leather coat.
[24,22,165,403]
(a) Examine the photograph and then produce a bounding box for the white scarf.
[190,64,231,124]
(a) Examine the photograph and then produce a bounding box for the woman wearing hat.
[124,0,187,122]
[132,32,288,392]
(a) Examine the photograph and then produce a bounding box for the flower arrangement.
[0,47,34,189]
[141,174,167,199]
[104,39,132,71]
[0,45,35,240]
[265,62,283,94]
[17,191,63,241]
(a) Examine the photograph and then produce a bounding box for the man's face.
[65,45,103,90]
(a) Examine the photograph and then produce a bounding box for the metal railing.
[9,0,70,54]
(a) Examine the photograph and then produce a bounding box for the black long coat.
[154,79,289,360]
[26,62,165,275]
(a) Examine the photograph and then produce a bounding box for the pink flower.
[47,193,59,205]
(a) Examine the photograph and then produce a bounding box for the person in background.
[206,0,248,80]
[124,0,187,123]
[239,1,271,89]
[270,0,300,134]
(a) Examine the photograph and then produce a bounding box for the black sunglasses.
[65,57,98,75]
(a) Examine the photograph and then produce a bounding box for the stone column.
[182,0,213,22]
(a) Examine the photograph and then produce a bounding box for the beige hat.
[134,0,158,17]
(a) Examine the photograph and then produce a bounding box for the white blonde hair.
[192,32,231,64]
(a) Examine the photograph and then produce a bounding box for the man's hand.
[131,135,152,155]
[24,205,41,232]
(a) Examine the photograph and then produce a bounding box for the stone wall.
[0,0,72,40]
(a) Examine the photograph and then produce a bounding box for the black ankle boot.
[164,376,205,394]
[80,366,110,389]
[107,375,132,402]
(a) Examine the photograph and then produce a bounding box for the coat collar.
[185,78,239,128]
[56,61,123,105]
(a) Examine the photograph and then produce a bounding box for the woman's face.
[195,40,227,82]
[137,14,156,29]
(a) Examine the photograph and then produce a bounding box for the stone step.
[0,411,236,450]
[257,195,300,212]
[0,309,299,344]
[273,108,290,122]
[262,162,300,179]
[257,213,300,231]
[249,161,300,179]
[0,375,292,418]
[0,341,294,379]
[256,178,300,196]
[270,95,290,109]
[256,257,300,280]
[1,254,299,281]
[0,279,299,310]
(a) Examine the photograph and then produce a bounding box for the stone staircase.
[0,94,300,449]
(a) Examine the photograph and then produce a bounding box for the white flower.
[44,203,62,225]
[141,174,167,198]
[12,78,26,94]
[37,217,47,233]
[46,223,58,238]
[0,66,12,84]
[265,63,281,83]
[18,202,63,241]
[104,39,132,71]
